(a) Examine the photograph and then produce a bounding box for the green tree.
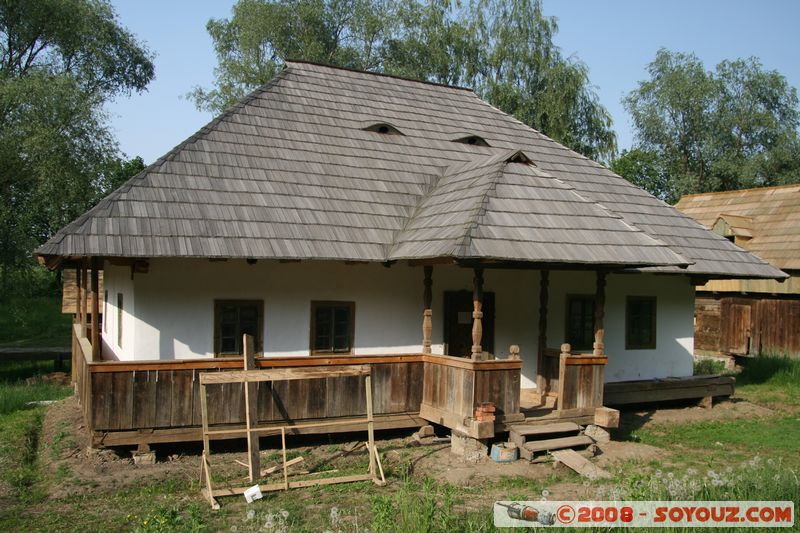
[189,0,617,162]
[0,0,154,296]
[623,49,800,202]
[611,149,670,201]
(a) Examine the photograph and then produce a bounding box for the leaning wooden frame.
[199,335,386,510]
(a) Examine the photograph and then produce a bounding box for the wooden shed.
[675,185,800,357]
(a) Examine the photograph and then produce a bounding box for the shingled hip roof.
[37,61,784,278]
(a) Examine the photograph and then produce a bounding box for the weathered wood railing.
[72,327,426,446]
[419,351,523,439]
[555,343,607,410]
[72,322,523,446]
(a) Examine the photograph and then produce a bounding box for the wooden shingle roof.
[675,184,800,271]
[37,61,784,278]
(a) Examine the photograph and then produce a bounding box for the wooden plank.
[91,373,113,430]
[243,335,260,483]
[111,371,133,430]
[421,353,522,371]
[511,422,581,437]
[170,370,194,427]
[154,370,174,428]
[209,474,375,497]
[93,413,426,447]
[132,370,157,429]
[563,357,608,365]
[89,354,424,373]
[551,449,611,480]
[524,435,593,453]
[199,365,371,385]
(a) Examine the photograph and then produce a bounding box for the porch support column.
[422,266,433,354]
[536,270,550,393]
[76,265,84,332]
[471,268,484,360]
[593,270,606,356]
[90,259,101,361]
[80,260,89,338]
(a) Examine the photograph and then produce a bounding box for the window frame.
[625,296,657,350]
[564,294,596,352]
[309,300,356,355]
[213,299,264,357]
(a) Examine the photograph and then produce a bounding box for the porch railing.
[71,324,522,446]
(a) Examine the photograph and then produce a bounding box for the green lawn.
[0,296,71,348]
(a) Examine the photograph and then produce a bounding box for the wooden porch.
[69,260,620,449]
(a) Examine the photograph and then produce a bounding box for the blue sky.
[108,0,800,164]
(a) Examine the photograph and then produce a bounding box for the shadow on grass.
[736,354,800,386]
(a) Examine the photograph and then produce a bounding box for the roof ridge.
[679,183,800,200]
[456,160,512,257]
[284,59,476,93]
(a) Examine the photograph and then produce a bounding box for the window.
[117,293,123,348]
[363,123,403,135]
[214,300,264,356]
[626,296,657,349]
[310,301,355,354]
[453,135,490,147]
[565,295,595,351]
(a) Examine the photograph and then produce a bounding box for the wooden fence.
[695,295,800,357]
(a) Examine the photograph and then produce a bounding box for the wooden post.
[243,334,260,483]
[78,265,86,337]
[509,345,520,360]
[82,263,90,338]
[536,270,549,394]
[200,383,210,458]
[556,343,571,410]
[365,374,376,476]
[90,262,100,361]
[594,271,606,356]
[422,266,433,355]
[471,268,484,360]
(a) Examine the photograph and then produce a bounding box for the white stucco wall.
[100,259,694,385]
[101,263,136,360]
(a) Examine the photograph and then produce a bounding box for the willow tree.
[0,0,154,296]
[189,0,617,162]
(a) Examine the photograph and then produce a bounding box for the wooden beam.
[243,334,260,483]
[422,266,433,355]
[471,267,484,360]
[556,343,571,410]
[81,261,89,337]
[593,271,606,356]
[90,263,100,361]
[536,270,549,394]
[199,365,371,385]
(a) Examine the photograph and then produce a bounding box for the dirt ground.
[38,394,705,503]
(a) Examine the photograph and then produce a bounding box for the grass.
[736,354,800,410]
[0,296,71,348]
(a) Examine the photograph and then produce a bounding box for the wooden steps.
[511,421,595,461]
[524,435,593,453]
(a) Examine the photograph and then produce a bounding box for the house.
[37,62,783,448]
[675,185,800,358]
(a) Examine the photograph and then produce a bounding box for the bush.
[693,357,727,376]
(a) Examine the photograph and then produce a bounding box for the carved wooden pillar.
[90,260,100,361]
[594,271,606,356]
[536,270,550,393]
[422,266,433,354]
[471,267,484,360]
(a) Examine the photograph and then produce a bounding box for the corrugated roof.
[37,61,784,278]
[675,184,800,271]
